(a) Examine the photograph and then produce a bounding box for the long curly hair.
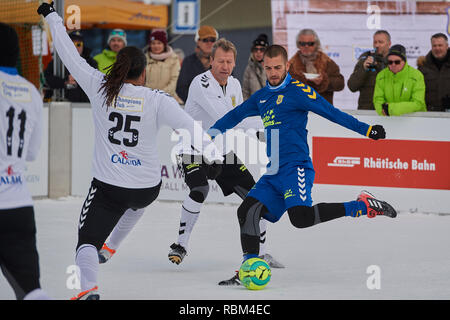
[99,46,146,108]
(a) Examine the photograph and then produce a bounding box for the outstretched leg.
[169,156,209,264]
[98,208,145,263]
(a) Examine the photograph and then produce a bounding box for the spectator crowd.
[44,26,450,114]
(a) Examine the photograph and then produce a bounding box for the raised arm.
[38,4,103,98]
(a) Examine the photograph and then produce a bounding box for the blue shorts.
[247,164,315,223]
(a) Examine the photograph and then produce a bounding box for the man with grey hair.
[288,28,344,104]
[348,30,391,110]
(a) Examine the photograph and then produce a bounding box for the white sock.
[23,288,51,300]
[76,244,99,291]
[106,208,144,250]
[259,218,268,256]
[177,196,202,251]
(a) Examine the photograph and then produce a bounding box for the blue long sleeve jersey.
[208,73,371,169]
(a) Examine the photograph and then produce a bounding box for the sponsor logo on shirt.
[262,109,281,128]
[111,150,142,166]
[1,80,31,102]
[284,188,294,199]
[113,95,144,112]
[0,165,22,185]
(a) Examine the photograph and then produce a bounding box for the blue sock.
[243,253,258,262]
[344,200,367,217]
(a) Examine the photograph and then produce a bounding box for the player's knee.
[189,184,209,203]
[237,197,267,227]
[287,206,315,228]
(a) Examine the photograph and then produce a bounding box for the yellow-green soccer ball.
[238,258,271,290]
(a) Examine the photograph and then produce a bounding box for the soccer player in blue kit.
[209,45,397,285]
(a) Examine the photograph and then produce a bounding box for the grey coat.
[242,56,266,100]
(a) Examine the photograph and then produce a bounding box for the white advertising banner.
[284,13,447,109]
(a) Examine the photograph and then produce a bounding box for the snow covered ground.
[1,196,450,300]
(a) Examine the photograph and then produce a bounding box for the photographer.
[348,30,391,110]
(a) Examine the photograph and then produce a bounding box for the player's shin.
[106,208,144,250]
[288,203,346,228]
[75,244,99,292]
[238,197,265,260]
[241,233,260,261]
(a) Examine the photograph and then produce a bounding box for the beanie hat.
[252,34,269,49]
[149,30,168,46]
[0,23,19,67]
[68,30,83,42]
[108,29,127,46]
[388,44,407,61]
[194,25,218,42]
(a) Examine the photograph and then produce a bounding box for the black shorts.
[180,152,255,197]
[0,206,41,300]
[77,178,161,251]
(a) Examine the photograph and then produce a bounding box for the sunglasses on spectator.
[73,41,83,47]
[298,41,315,47]
[252,47,266,52]
[388,60,402,65]
[201,37,216,43]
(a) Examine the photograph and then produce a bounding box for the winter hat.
[0,22,19,67]
[108,29,127,46]
[252,33,269,49]
[68,30,83,42]
[149,30,168,46]
[194,25,218,42]
[388,44,407,61]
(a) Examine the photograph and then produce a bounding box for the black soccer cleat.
[168,243,187,265]
[218,271,241,286]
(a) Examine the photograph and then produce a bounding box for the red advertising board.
[312,137,450,190]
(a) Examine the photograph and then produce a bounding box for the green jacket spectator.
[94,48,117,74]
[373,45,426,116]
[94,29,127,74]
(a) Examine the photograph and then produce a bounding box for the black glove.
[256,131,266,142]
[382,103,389,116]
[37,1,56,17]
[368,125,386,140]
[205,161,223,180]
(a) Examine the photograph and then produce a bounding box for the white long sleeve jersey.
[185,70,263,132]
[0,69,43,210]
[46,12,221,189]
[183,70,263,154]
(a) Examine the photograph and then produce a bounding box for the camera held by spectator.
[366,50,385,72]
